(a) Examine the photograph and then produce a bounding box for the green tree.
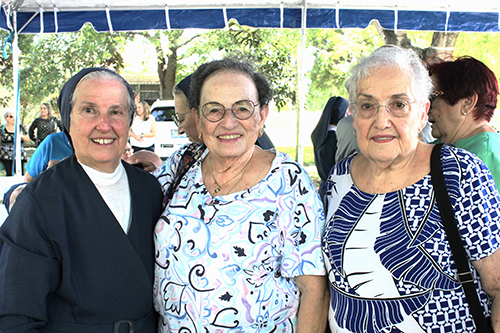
[132,30,205,100]
[137,21,301,110]
[307,25,384,111]
[2,23,129,125]
[199,21,301,110]
[0,30,35,108]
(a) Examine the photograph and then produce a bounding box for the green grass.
[276,146,315,167]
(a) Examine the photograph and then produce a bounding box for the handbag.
[430,143,493,333]
[163,143,206,206]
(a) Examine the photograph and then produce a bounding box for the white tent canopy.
[2,0,500,33]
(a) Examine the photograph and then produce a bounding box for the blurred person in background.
[29,102,63,147]
[1,109,29,176]
[428,56,500,186]
[311,96,348,199]
[129,100,157,153]
[24,131,72,182]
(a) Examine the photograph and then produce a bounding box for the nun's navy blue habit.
[0,155,163,332]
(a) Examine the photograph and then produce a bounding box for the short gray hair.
[345,45,433,106]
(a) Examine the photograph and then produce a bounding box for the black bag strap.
[431,143,492,332]
[163,143,206,206]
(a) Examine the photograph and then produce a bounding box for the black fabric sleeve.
[28,119,38,142]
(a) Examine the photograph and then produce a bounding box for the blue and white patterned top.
[322,145,500,332]
[153,145,326,332]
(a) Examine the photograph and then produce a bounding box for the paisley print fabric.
[322,145,500,332]
[153,146,326,332]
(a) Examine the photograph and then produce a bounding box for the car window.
[152,106,175,121]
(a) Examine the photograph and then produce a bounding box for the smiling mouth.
[218,134,241,140]
[372,136,394,141]
[92,138,114,145]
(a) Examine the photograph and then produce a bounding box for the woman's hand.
[472,249,500,332]
[129,131,144,142]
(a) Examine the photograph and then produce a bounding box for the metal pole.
[13,12,21,176]
[295,0,307,165]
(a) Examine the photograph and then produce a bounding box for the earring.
[198,132,202,140]
[418,131,424,140]
[462,111,467,116]
[353,129,357,137]
[258,128,264,137]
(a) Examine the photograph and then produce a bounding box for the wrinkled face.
[174,92,201,143]
[40,105,49,118]
[193,70,268,160]
[69,78,130,173]
[427,87,464,144]
[353,66,428,165]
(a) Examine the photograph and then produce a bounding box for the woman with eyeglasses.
[172,74,204,144]
[427,56,500,186]
[173,73,275,149]
[153,58,328,332]
[322,46,500,332]
[1,109,29,176]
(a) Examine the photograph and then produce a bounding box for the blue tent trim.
[1,8,499,33]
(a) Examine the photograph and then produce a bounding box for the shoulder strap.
[431,143,492,332]
[163,144,207,206]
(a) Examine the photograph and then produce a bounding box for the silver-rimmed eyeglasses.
[171,112,189,127]
[200,99,259,122]
[171,114,180,126]
[353,98,417,119]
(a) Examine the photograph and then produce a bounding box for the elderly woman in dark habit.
[153,58,328,332]
[322,46,500,332]
[0,68,163,332]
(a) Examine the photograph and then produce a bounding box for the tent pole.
[13,11,21,176]
[296,0,307,166]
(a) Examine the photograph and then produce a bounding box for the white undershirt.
[79,162,132,233]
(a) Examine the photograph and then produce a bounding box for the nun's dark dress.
[0,155,163,332]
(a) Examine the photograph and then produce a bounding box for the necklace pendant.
[214,187,220,194]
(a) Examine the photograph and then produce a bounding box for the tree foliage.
[1,23,129,125]
[192,20,301,110]
[307,25,384,111]
[134,30,204,100]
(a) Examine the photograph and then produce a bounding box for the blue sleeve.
[25,140,51,178]
[444,146,500,261]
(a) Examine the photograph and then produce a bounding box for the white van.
[150,100,190,160]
